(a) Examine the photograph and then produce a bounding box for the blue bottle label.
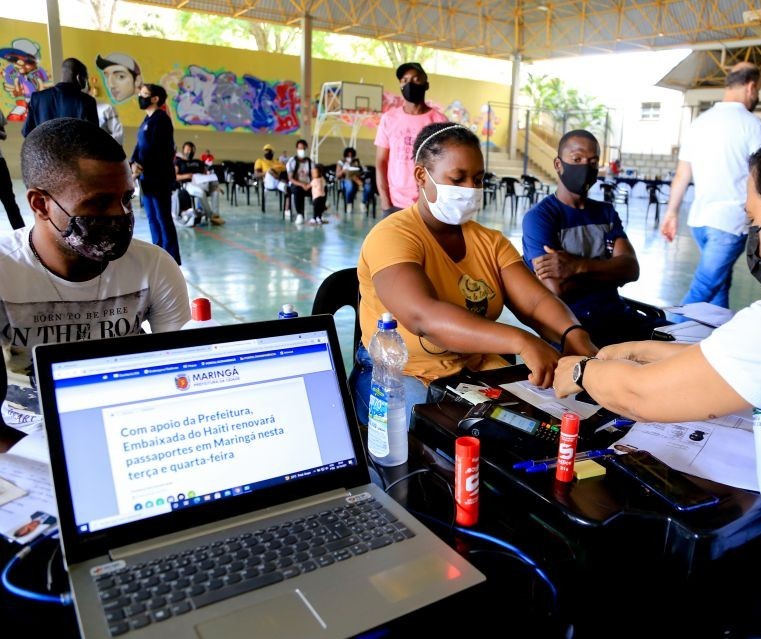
[367,382,389,457]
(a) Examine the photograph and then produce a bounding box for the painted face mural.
[96,52,142,103]
[0,38,49,121]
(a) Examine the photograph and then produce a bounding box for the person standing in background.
[0,111,24,229]
[374,62,447,217]
[21,58,98,137]
[661,61,761,308]
[92,93,124,146]
[131,83,181,265]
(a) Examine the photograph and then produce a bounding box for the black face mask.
[401,82,426,104]
[264,151,273,160]
[46,192,134,262]
[747,225,761,283]
[138,96,152,110]
[558,160,598,195]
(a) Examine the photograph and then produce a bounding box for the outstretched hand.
[660,213,678,242]
[519,335,561,388]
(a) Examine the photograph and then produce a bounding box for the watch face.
[572,362,582,384]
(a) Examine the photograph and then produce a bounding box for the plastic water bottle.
[367,312,409,467]
[278,304,298,319]
[182,298,221,329]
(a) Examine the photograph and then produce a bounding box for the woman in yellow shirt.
[355,122,597,426]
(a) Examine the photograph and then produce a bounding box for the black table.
[409,365,761,637]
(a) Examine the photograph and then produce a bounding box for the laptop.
[33,314,484,639]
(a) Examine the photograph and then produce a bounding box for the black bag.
[177,187,193,212]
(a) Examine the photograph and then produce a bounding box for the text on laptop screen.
[48,330,357,534]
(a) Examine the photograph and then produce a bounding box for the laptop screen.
[45,326,359,538]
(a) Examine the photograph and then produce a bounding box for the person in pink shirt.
[375,62,448,217]
[309,164,328,225]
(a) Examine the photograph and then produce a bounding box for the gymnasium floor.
[2,178,757,371]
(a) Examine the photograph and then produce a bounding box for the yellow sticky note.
[574,459,606,480]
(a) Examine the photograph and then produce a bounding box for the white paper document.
[499,380,601,420]
[611,416,758,491]
[664,302,735,327]
[653,320,714,344]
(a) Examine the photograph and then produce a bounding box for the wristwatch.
[572,357,597,391]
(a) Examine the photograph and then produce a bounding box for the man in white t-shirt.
[661,61,761,308]
[0,118,190,438]
[374,62,448,217]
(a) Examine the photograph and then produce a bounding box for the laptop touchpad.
[195,590,325,639]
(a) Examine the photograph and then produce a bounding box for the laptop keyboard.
[95,497,416,636]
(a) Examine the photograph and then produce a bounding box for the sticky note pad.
[574,459,606,480]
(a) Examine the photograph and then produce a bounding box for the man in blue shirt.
[522,129,665,346]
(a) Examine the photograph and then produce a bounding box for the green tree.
[118,12,167,40]
[522,73,607,134]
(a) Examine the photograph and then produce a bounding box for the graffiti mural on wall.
[95,52,142,104]
[0,38,50,121]
[169,65,300,133]
[445,100,471,127]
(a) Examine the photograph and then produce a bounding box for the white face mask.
[296,148,306,159]
[421,168,482,225]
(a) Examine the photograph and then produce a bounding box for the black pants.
[0,158,23,229]
[312,196,326,220]
[288,185,308,215]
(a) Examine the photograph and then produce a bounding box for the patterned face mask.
[44,191,134,262]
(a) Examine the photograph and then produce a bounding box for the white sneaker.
[346,203,353,215]
[178,210,196,227]
[308,218,318,225]
[284,209,291,219]
[295,214,304,225]
[360,202,367,214]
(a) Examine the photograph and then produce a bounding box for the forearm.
[376,158,391,208]
[520,293,596,354]
[664,162,692,217]
[573,254,639,286]
[573,346,748,422]
[598,340,688,364]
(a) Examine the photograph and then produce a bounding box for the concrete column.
[507,53,521,160]
[300,14,312,144]
[45,0,64,82]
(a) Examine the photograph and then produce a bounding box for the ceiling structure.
[129,0,761,64]
[657,44,761,89]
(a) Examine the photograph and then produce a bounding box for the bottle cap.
[377,311,397,330]
[190,298,212,321]
[278,304,298,319]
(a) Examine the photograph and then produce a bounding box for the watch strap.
[575,356,597,391]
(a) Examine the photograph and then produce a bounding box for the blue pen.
[613,418,636,427]
[513,448,613,470]
[524,448,616,473]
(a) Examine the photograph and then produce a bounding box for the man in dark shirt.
[21,58,98,137]
[174,141,223,226]
[522,129,667,347]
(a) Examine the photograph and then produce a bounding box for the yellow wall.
[0,19,510,176]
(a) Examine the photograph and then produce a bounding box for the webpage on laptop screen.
[49,331,357,534]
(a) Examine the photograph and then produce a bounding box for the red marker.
[555,412,580,483]
[455,436,480,526]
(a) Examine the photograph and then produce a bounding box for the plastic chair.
[229,161,258,207]
[613,184,630,225]
[500,176,520,217]
[646,183,663,227]
[483,172,499,208]
[311,267,362,405]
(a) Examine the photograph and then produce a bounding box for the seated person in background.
[522,129,667,347]
[336,146,372,214]
[254,143,287,196]
[553,147,761,475]
[309,164,327,225]
[174,140,224,227]
[200,148,214,167]
[0,118,190,438]
[355,122,598,426]
[286,139,313,225]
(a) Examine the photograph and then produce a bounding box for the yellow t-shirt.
[254,157,285,175]
[358,205,523,384]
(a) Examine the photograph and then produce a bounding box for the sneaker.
[319,218,328,224]
[346,203,353,215]
[308,218,318,225]
[211,216,225,226]
[178,210,196,227]
[284,208,291,219]
[360,202,367,214]
[295,214,304,225]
